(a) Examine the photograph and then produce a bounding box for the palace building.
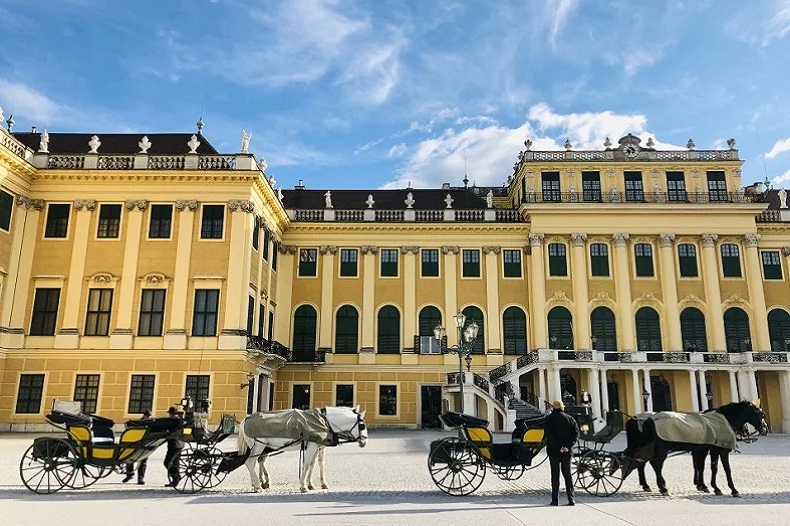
[1,122,789,433]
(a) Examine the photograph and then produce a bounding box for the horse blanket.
[244,409,334,446]
[635,411,737,450]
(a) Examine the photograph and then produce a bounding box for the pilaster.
[164,200,197,349]
[442,246,459,347]
[110,199,147,349]
[273,245,296,345]
[570,233,589,349]
[528,234,547,349]
[743,234,770,350]
[402,246,418,352]
[612,233,634,351]
[483,245,501,352]
[658,233,682,350]
[360,245,377,351]
[700,234,726,351]
[318,246,336,349]
[219,201,254,349]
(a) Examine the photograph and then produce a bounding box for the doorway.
[420,385,443,428]
[607,381,620,411]
[651,376,672,411]
[292,384,311,409]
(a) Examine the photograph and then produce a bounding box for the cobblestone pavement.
[2,430,790,526]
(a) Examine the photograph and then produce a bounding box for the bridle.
[321,409,366,445]
[733,407,768,443]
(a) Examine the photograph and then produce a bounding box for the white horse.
[237,406,367,493]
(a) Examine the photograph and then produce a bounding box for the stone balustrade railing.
[523,149,738,163]
[287,207,523,223]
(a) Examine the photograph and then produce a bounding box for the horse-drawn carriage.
[20,399,237,495]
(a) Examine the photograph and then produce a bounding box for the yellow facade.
[1,128,790,433]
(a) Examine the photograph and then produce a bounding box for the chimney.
[294,179,306,190]
[442,182,450,190]
[31,126,37,133]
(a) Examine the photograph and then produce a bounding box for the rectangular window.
[336,384,354,407]
[258,304,265,337]
[721,244,742,277]
[74,374,100,414]
[97,204,122,238]
[378,385,397,416]
[262,229,270,260]
[138,289,165,336]
[272,241,278,270]
[247,295,255,335]
[200,204,224,239]
[85,288,113,336]
[666,172,687,202]
[634,243,654,277]
[252,215,260,250]
[30,288,60,336]
[44,203,70,238]
[624,172,644,202]
[462,249,481,277]
[548,243,567,276]
[541,172,561,202]
[185,375,210,403]
[15,374,45,414]
[762,251,783,280]
[0,189,13,231]
[148,204,173,239]
[421,249,439,277]
[582,171,602,202]
[267,311,274,342]
[340,248,358,277]
[678,244,699,277]
[590,243,609,277]
[128,374,155,414]
[707,171,727,202]
[192,289,219,336]
[381,249,399,277]
[503,249,522,278]
[298,248,318,277]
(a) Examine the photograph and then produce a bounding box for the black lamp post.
[641,388,650,412]
[435,312,479,414]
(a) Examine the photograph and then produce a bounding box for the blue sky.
[0,0,789,191]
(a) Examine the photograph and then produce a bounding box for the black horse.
[625,401,767,497]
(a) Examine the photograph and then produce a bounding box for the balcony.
[245,335,292,361]
[522,191,761,205]
[289,349,327,363]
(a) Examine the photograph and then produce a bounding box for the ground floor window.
[335,384,354,407]
[16,374,45,414]
[74,374,100,414]
[378,385,397,416]
[128,375,155,414]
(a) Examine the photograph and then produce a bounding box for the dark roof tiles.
[11,132,219,155]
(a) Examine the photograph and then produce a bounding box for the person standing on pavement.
[122,410,152,484]
[544,400,579,506]
[164,406,184,487]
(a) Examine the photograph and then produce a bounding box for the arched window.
[590,306,617,351]
[292,305,317,361]
[768,309,790,351]
[419,306,442,337]
[335,305,359,354]
[462,306,485,354]
[377,306,401,354]
[724,307,751,352]
[635,307,662,351]
[547,306,573,349]
[680,307,707,352]
[502,307,527,355]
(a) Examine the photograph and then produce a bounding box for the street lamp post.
[641,388,650,412]
[434,312,479,415]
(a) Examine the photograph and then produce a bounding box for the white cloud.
[0,78,69,124]
[772,169,790,187]
[766,138,790,159]
[388,143,408,158]
[549,0,579,49]
[770,0,790,39]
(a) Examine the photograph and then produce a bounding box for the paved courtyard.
[2,429,790,526]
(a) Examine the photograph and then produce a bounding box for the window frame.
[30,287,61,336]
[462,249,481,278]
[706,171,728,202]
[541,171,561,202]
[334,305,359,354]
[192,289,220,336]
[128,374,156,414]
[677,243,699,278]
[185,374,210,403]
[0,189,14,232]
[581,171,602,202]
[335,384,355,407]
[634,243,655,277]
[44,203,71,239]
[421,248,440,278]
[138,288,166,336]
[147,204,173,240]
[252,215,260,250]
[624,171,644,202]
[339,248,358,277]
[720,243,742,278]
[74,374,100,414]
[15,373,45,414]
[503,249,522,278]
[380,248,399,277]
[761,250,783,280]
[377,305,401,354]
[589,243,610,277]
[199,204,225,240]
[548,243,568,277]
[84,288,113,336]
[96,203,122,239]
[377,384,398,416]
[502,306,527,355]
[298,248,318,277]
[666,171,687,202]
[262,228,271,261]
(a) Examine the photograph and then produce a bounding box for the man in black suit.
[544,400,579,506]
[164,406,184,487]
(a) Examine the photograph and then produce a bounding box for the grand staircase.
[508,397,544,421]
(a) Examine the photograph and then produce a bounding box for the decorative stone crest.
[88,135,101,154]
[187,134,200,154]
[603,137,612,149]
[522,245,532,255]
[564,139,573,151]
[278,244,297,254]
[686,138,696,150]
[679,294,702,306]
[744,233,761,248]
[783,247,790,256]
[176,199,198,212]
[366,194,375,209]
[483,245,501,254]
[228,200,255,213]
[723,293,748,306]
[360,245,379,255]
[591,291,614,305]
[138,136,152,154]
[73,199,97,212]
[608,186,620,202]
[700,232,719,247]
[524,139,532,151]
[658,233,676,247]
[570,232,587,246]
[444,193,454,209]
[646,137,655,148]
[636,291,657,303]
[612,233,630,247]
[400,246,419,254]
[91,273,115,284]
[441,245,460,255]
[143,273,167,284]
[319,245,337,255]
[549,290,568,303]
[125,200,149,211]
[16,196,44,210]
[727,138,736,150]
[528,233,544,247]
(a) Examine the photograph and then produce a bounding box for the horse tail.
[237,418,249,455]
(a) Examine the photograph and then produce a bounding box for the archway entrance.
[650,375,672,411]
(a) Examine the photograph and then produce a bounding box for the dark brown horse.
[625,401,767,496]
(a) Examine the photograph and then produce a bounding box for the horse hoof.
[253,487,262,493]
[321,484,328,490]
[642,486,652,492]
[262,484,269,490]
[732,492,741,498]
[301,488,308,493]
[660,489,669,496]
[698,486,710,493]
[714,489,723,496]
[308,485,314,490]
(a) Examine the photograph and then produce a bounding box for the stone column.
[745,369,759,402]
[219,200,254,349]
[613,233,635,351]
[571,233,590,349]
[700,234,726,351]
[658,233,682,350]
[743,234,770,351]
[537,367,547,407]
[318,246,336,353]
[483,246,502,353]
[402,246,419,352]
[548,365,561,402]
[360,246,377,352]
[778,371,790,433]
[599,369,609,414]
[110,200,147,349]
[643,369,653,412]
[631,369,642,413]
[56,200,96,349]
[529,234,547,349]
[728,370,739,403]
[698,370,709,411]
[586,367,602,421]
[688,369,700,412]
[442,246,459,346]
[164,200,197,349]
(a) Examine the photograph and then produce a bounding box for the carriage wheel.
[571,446,592,488]
[65,464,107,489]
[19,438,77,494]
[577,450,624,497]
[189,446,227,489]
[427,437,486,496]
[172,448,210,494]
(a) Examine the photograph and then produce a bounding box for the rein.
[320,408,365,446]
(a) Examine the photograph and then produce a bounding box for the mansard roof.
[282,188,489,210]
[11,132,219,155]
